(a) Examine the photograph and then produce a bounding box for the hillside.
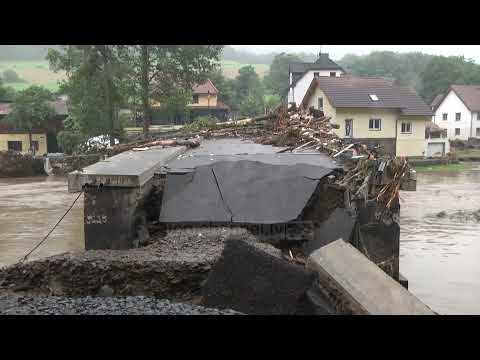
[0,45,321,91]
[221,60,269,79]
[0,59,268,92]
[0,60,65,91]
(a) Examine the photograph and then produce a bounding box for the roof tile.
[302,76,432,116]
[451,85,480,111]
[192,79,219,95]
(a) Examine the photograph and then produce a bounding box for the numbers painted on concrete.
[86,214,108,225]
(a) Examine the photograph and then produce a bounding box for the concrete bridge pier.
[68,146,186,250]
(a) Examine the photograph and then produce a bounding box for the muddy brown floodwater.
[400,163,480,315]
[0,176,84,268]
[2,167,480,314]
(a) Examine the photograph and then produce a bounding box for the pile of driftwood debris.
[256,106,344,155]
[337,156,413,216]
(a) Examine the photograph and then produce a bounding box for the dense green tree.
[235,65,265,116]
[235,65,263,100]
[0,78,17,101]
[420,56,480,102]
[2,69,25,83]
[48,45,126,146]
[1,86,16,101]
[162,89,192,124]
[3,86,55,155]
[263,53,302,97]
[119,45,223,136]
[0,78,6,99]
[239,94,264,117]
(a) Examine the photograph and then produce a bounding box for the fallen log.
[112,138,200,154]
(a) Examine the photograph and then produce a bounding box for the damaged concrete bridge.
[0,107,433,315]
[35,135,433,315]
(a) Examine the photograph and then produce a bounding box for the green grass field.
[0,59,268,93]
[220,60,269,79]
[0,60,65,92]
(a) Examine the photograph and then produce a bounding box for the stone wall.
[0,151,45,178]
[49,154,103,176]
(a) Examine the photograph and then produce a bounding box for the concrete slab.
[167,138,338,172]
[306,239,435,315]
[69,146,186,189]
[185,138,285,156]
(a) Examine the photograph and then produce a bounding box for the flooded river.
[0,177,84,267]
[1,168,480,314]
[400,164,480,315]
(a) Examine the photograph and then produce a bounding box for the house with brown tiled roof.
[150,79,230,125]
[431,85,480,140]
[300,75,433,157]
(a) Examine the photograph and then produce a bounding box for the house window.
[476,128,480,137]
[313,72,319,77]
[442,113,448,121]
[456,112,461,121]
[192,94,199,104]
[31,141,39,151]
[455,128,461,136]
[345,119,353,137]
[7,141,22,152]
[401,122,412,134]
[369,118,381,131]
[317,97,323,110]
[330,72,336,77]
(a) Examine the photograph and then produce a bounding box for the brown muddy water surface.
[1,167,480,314]
[400,163,480,314]
[0,177,84,268]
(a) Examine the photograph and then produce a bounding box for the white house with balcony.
[431,85,480,140]
[287,52,344,106]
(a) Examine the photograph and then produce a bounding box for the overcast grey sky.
[230,45,480,63]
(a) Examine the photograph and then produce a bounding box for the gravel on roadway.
[0,294,243,315]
